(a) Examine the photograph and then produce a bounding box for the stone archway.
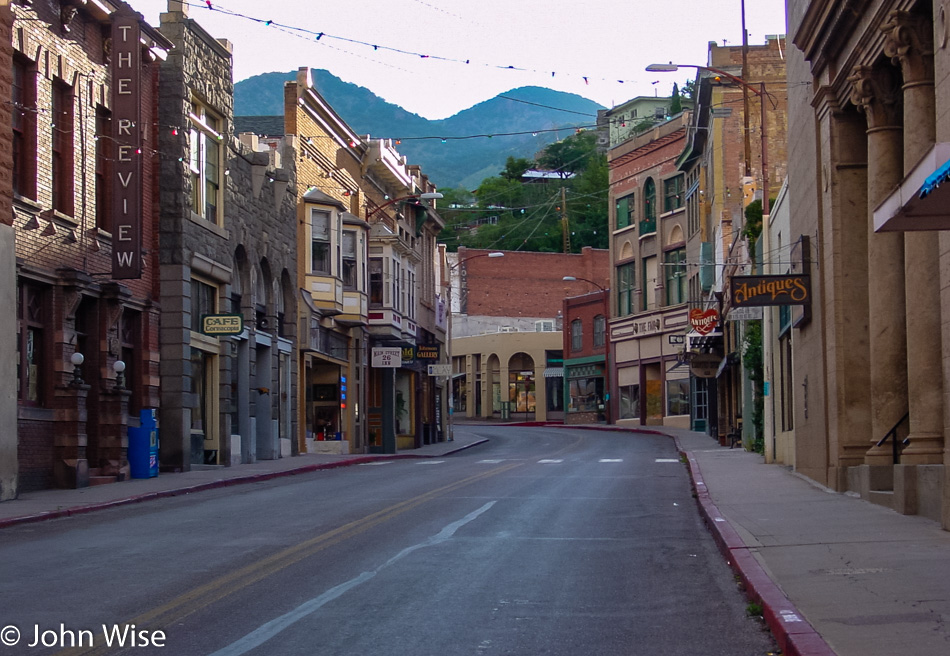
[507,352,537,420]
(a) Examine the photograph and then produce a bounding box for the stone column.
[849,64,907,465]
[884,10,944,464]
[52,383,90,489]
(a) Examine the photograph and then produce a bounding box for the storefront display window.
[568,377,603,413]
[666,379,690,416]
[619,384,639,419]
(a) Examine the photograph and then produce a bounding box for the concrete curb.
[0,439,490,530]
[672,437,836,656]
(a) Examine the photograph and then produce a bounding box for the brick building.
[156,0,298,470]
[449,247,608,422]
[10,0,172,492]
[562,288,610,424]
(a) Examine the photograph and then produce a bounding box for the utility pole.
[561,186,570,253]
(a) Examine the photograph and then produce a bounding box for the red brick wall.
[563,290,609,359]
[0,2,12,226]
[459,247,609,318]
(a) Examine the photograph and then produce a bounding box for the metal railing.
[875,412,910,464]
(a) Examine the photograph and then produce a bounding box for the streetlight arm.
[646,63,763,97]
[562,275,607,293]
[366,192,444,220]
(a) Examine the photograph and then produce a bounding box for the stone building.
[9,0,171,492]
[156,0,297,471]
[788,0,950,528]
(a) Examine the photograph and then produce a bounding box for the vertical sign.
[111,9,143,279]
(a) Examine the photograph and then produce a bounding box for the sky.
[132,0,788,120]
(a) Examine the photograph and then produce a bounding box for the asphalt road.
[1,426,775,656]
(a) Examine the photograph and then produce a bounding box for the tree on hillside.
[500,156,533,181]
[536,130,599,178]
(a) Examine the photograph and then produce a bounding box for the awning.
[543,367,564,378]
[874,142,950,232]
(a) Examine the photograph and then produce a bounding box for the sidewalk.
[0,434,488,529]
[541,423,950,656]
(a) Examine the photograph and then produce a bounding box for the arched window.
[642,178,656,234]
[571,319,583,351]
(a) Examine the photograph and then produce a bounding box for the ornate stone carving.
[882,10,935,83]
[848,64,903,129]
[61,6,78,33]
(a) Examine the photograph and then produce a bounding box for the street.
[1,427,774,655]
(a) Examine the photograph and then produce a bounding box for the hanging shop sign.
[731,274,811,307]
[372,347,402,368]
[415,344,442,361]
[728,307,763,321]
[111,7,143,279]
[689,308,719,335]
[690,353,721,379]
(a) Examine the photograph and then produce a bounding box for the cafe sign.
[731,274,811,307]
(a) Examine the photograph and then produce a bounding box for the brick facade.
[10,0,171,492]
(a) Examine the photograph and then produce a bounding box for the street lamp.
[366,192,444,220]
[563,276,612,424]
[449,251,504,269]
[646,62,770,217]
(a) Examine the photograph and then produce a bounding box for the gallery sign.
[689,308,719,335]
[111,7,143,279]
[414,344,442,361]
[731,274,811,307]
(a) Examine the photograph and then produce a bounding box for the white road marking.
[358,461,393,466]
[416,460,445,465]
[207,501,498,656]
[655,458,680,463]
[599,458,623,463]
[537,459,563,464]
[478,459,504,464]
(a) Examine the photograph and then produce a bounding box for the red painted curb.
[672,435,836,656]
[0,442,489,530]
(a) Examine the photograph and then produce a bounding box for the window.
[571,319,583,351]
[664,175,684,213]
[686,169,700,236]
[617,262,635,316]
[642,178,656,234]
[120,311,140,414]
[12,57,35,198]
[780,333,794,431]
[593,315,606,347]
[643,256,657,310]
[96,107,112,232]
[616,193,635,230]
[52,81,74,215]
[17,281,47,405]
[310,209,331,274]
[535,320,554,332]
[189,101,223,224]
[568,377,603,413]
[667,379,690,415]
[369,258,383,308]
[619,384,639,419]
[342,230,357,289]
[665,248,687,305]
[190,278,217,333]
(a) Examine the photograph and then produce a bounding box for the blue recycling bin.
[129,409,159,478]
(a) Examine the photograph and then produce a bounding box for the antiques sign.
[689,308,719,335]
[731,274,811,307]
[112,7,143,279]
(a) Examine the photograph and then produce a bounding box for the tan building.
[789,0,950,527]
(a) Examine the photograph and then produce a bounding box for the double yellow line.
[60,461,522,656]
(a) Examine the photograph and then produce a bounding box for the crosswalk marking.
[537,459,563,464]
[359,461,393,466]
[478,459,505,464]
[655,458,681,463]
[599,459,623,463]
[416,460,445,465]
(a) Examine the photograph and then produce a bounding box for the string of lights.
[193,1,644,88]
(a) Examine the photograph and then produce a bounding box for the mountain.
[234,70,605,189]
